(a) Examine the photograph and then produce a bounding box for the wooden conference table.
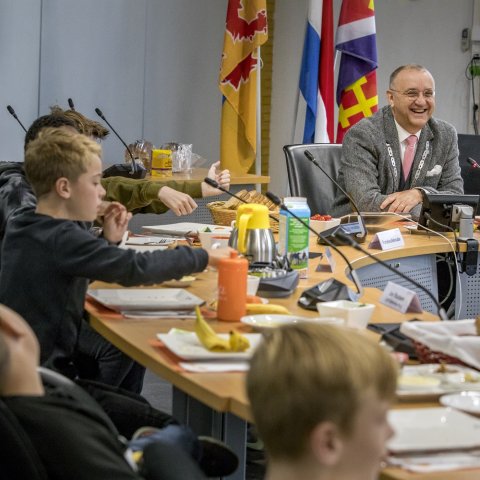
[86,227,480,480]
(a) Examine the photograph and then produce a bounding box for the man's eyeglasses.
[389,89,435,100]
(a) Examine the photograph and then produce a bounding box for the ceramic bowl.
[316,300,375,329]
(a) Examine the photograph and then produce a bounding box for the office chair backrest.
[0,399,48,480]
[457,133,480,195]
[284,143,343,215]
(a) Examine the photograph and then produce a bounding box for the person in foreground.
[333,64,463,217]
[0,303,239,479]
[0,128,231,390]
[246,323,398,480]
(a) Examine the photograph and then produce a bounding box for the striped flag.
[219,0,268,174]
[299,0,334,143]
[335,0,378,143]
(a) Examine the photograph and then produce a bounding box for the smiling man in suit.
[333,64,463,218]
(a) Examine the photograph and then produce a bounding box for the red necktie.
[403,135,417,179]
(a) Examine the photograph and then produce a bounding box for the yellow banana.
[194,306,230,352]
[245,303,290,315]
[229,330,250,352]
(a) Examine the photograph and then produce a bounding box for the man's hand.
[158,186,198,216]
[201,161,231,197]
[101,201,132,244]
[380,189,423,213]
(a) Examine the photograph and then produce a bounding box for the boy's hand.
[102,202,132,244]
[158,186,198,216]
[205,247,235,268]
[201,162,231,197]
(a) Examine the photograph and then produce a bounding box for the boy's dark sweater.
[0,210,208,371]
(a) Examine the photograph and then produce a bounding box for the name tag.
[316,247,336,272]
[369,228,404,250]
[380,281,422,314]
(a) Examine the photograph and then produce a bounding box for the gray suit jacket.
[332,106,464,216]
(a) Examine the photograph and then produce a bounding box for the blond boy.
[247,323,397,480]
[0,128,230,381]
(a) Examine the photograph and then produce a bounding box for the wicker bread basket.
[207,201,280,232]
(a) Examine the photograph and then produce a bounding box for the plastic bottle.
[217,251,248,322]
[278,197,310,279]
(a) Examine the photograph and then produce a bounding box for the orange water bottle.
[217,251,248,322]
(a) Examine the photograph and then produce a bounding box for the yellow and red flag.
[335,0,378,142]
[219,0,268,174]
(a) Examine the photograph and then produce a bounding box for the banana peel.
[245,303,290,315]
[194,306,250,352]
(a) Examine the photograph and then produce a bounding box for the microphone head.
[203,177,219,188]
[6,105,15,115]
[304,150,315,162]
[468,157,480,168]
[266,191,281,206]
[67,98,75,110]
[94,107,104,118]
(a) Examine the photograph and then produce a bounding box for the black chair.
[283,143,342,215]
[0,399,48,480]
[458,133,480,195]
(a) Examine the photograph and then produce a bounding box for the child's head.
[25,128,105,221]
[50,106,110,140]
[24,114,76,150]
[247,323,397,479]
[0,305,40,395]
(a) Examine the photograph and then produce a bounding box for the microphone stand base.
[103,164,147,179]
[316,224,367,246]
[298,278,360,311]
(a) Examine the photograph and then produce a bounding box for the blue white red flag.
[335,0,378,142]
[298,0,334,144]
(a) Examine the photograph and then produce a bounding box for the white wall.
[0,0,41,162]
[0,0,476,196]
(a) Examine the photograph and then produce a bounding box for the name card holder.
[380,281,422,314]
[316,247,336,273]
[369,228,405,250]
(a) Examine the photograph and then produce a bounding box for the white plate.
[388,407,480,453]
[360,212,412,226]
[87,288,204,312]
[397,364,480,398]
[240,314,344,330]
[125,236,175,246]
[440,391,480,415]
[157,328,262,360]
[142,222,231,236]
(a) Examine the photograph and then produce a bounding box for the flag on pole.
[335,0,378,143]
[219,0,268,174]
[299,0,334,144]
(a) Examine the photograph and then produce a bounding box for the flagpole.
[256,45,261,191]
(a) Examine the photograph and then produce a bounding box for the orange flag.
[219,0,268,174]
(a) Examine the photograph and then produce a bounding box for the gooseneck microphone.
[468,157,480,169]
[333,229,448,320]
[6,105,27,133]
[266,191,363,299]
[95,108,146,179]
[304,150,367,244]
[67,98,75,111]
